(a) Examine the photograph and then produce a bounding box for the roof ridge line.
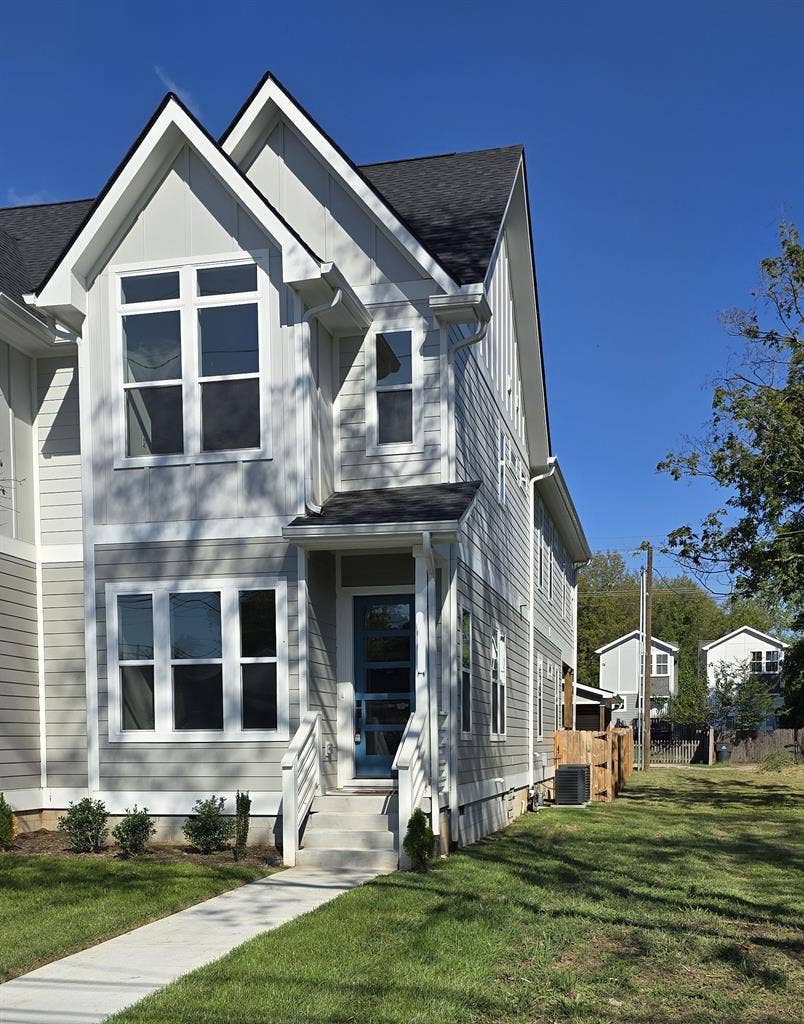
[0,197,95,213]
[360,144,524,168]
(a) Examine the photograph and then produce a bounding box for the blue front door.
[353,595,415,778]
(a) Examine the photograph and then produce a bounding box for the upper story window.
[107,575,288,742]
[366,323,423,454]
[765,650,780,673]
[460,607,472,735]
[497,428,507,505]
[750,651,764,674]
[654,651,669,675]
[536,655,544,740]
[116,257,270,465]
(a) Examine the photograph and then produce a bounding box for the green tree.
[658,221,804,628]
[780,637,804,733]
[577,552,639,684]
[710,659,777,738]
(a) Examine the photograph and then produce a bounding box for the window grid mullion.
[181,265,200,455]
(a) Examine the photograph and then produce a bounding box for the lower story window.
[108,577,287,741]
[490,627,506,738]
[460,608,472,734]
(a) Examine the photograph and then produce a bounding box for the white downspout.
[302,290,343,514]
[422,530,440,839]
[528,461,557,788]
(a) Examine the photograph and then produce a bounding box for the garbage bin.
[715,741,732,763]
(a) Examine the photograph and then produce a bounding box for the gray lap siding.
[0,553,40,791]
[94,538,299,793]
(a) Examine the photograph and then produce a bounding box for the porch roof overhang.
[575,682,620,707]
[283,481,481,550]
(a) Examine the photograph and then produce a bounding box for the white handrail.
[393,709,429,867]
[281,710,321,866]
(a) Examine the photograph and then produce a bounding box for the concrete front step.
[296,847,399,871]
[313,793,398,815]
[310,811,394,831]
[303,828,396,851]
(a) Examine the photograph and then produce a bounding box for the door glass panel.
[365,699,410,725]
[364,602,411,631]
[366,730,404,757]
[366,636,410,662]
[364,667,411,693]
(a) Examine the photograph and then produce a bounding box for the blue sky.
[2,1,801,577]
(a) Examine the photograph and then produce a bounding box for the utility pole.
[642,543,653,770]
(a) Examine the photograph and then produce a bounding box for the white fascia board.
[35,98,322,318]
[0,294,61,356]
[534,457,591,564]
[282,521,461,550]
[701,626,790,652]
[429,285,492,326]
[221,76,460,296]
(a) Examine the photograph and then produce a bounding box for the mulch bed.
[5,829,282,870]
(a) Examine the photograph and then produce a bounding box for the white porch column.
[414,544,440,838]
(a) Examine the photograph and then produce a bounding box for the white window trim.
[497,426,507,506]
[490,626,507,741]
[106,575,289,743]
[653,652,670,676]
[459,605,472,737]
[364,318,425,456]
[110,250,273,469]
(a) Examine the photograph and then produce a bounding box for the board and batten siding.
[85,145,300,530]
[0,342,35,544]
[245,117,428,290]
[307,551,337,789]
[0,552,40,790]
[37,355,82,547]
[94,538,298,793]
[42,562,87,788]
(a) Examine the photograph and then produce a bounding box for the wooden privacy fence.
[730,729,798,764]
[554,727,634,803]
[650,728,713,765]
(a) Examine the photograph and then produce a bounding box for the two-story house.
[702,626,788,729]
[0,72,589,870]
[596,630,679,723]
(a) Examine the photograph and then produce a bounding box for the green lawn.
[111,768,804,1024]
[0,855,266,981]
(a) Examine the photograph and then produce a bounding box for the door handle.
[354,702,362,745]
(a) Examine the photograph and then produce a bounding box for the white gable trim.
[220,74,461,296]
[595,630,679,656]
[34,95,322,323]
[701,626,789,652]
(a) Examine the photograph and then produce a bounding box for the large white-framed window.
[750,650,764,674]
[365,320,425,454]
[111,252,272,467]
[765,650,780,674]
[490,626,506,739]
[460,606,472,736]
[106,575,288,742]
[653,651,669,675]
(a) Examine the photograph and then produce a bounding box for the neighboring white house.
[596,631,679,722]
[701,626,789,728]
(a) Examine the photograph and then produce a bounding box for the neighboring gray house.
[0,72,589,869]
[596,630,679,722]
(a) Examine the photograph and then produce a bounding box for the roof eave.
[533,457,591,564]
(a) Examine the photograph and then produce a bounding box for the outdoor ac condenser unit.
[555,764,591,806]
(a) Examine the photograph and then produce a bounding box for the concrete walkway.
[0,866,379,1024]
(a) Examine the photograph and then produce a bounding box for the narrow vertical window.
[547,523,554,602]
[498,429,507,505]
[555,664,563,730]
[491,628,506,737]
[460,608,472,734]
[239,590,278,729]
[170,592,223,730]
[117,594,155,731]
[537,501,544,590]
[375,330,413,444]
[537,655,544,741]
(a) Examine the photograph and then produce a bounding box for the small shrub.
[182,796,234,854]
[757,750,794,773]
[57,797,109,852]
[233,790,251,861]
[402,808,435,872]
[112,806,156,856]
[0,793,16,850]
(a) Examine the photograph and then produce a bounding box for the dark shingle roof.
[0,199,94,302]
[288,481,481,529]
[0,144,521,300]
[360,146,522,285]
